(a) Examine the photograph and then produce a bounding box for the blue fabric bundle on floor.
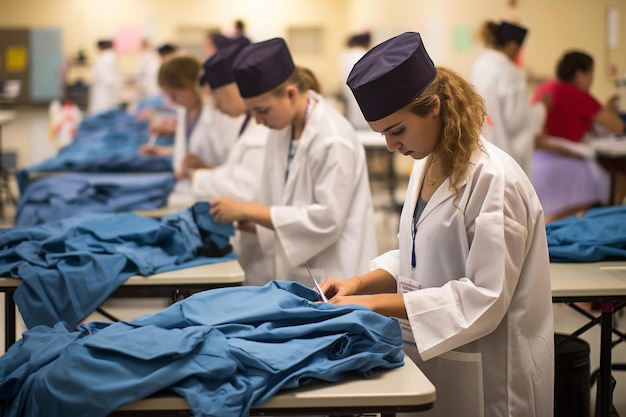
[546,205,626,262]
[0,202,235,328]
[0,281,404,417]
[14,172,177,226]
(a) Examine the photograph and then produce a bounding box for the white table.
[551,261,626,417]
[0,259,245,352]
[111,356,435,416]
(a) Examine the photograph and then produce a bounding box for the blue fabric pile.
[16,109,173,194]
[546,205,626,262]
[14,172,177,226]
[0,202,235,328]
[0,281,404,417]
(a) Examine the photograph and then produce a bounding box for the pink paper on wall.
[114,25,142,54]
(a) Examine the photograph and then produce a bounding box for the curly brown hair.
[408,67,486,192]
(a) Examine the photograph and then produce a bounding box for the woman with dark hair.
[209,38,377,286]
[531,50,625,221]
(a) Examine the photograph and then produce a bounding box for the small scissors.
[304,263,328,303]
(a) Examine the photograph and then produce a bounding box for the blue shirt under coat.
[0,281,404,417]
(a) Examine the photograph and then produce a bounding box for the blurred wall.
[1,0,624,101]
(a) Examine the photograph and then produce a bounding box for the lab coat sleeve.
[270,138,359,268]
[405,173,530,361]
[191,140,265,201]
[369,249,400,279]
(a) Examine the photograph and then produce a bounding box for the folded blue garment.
[0,202,235,328]
[14,172,177,226]
[17,109,173,194]
[546,205,626,262]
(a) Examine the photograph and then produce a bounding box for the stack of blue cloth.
[0,202,235,328]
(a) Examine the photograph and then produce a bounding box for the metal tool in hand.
[304,263,328,302]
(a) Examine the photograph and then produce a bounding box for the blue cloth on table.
[546,205,626,262]
[14,172,177,226]
[16,109,173,194]
[0,202,235,328]
[0,281,404,417]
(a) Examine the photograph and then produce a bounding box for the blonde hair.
[270,66,322,96]
[158,56,201,90]
[408,67,485,192]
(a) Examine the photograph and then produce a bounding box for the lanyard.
[185,108,201,144]
[285,97,313,183]
[411,200,419,269]
[238,113,251,137]
[411,196,427,269]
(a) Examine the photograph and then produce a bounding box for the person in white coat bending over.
[88,39,122,115]
[189,40,272,283]
[209,38,377,286]
[321,32,554,417]
[140,55,242,185]
[470,21,548,176]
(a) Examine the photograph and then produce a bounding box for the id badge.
[398,276,420,348]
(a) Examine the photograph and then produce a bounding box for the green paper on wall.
[452,25,474,52]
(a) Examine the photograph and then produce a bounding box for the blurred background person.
[339,31,371,130]
[471,21,548,176]
[531,50,626,222]
[135,38,161,101]
[87,39,122,115]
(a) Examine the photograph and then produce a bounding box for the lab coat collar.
[282,90,322,199]
[410,141,481,227]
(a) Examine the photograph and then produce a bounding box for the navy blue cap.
[97,39,113,49]
[201,38,251,89]
[347,32,436,122]
[497,21,528,46]
[157,43,177,56]
[233,38,296,98]
[349,32,371,47]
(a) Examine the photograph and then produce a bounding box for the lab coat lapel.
[416,164,470,227]
[282,110,319,203]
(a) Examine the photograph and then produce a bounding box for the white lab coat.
[255,90,377,286]
[339,46,369,130]
[191,117,272,283]
[373,139,554,417]
[470,49,545,176]
[136,50,161,99]
[88,49,123,115]
[172,102,243,174]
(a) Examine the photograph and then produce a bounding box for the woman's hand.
[319,276,361,300]
[210,197,249,223]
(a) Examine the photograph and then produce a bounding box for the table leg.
[597,302,614,417]
[5,289,16,352]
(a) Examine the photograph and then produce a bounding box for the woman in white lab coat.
[209,38,377,286]
[321,32,554,417]
[88,40,122,115]
[470,21,547,176]
[189,41,272,283]
[141,55,242,185]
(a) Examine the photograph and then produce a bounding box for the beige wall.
[1,0,624,100]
